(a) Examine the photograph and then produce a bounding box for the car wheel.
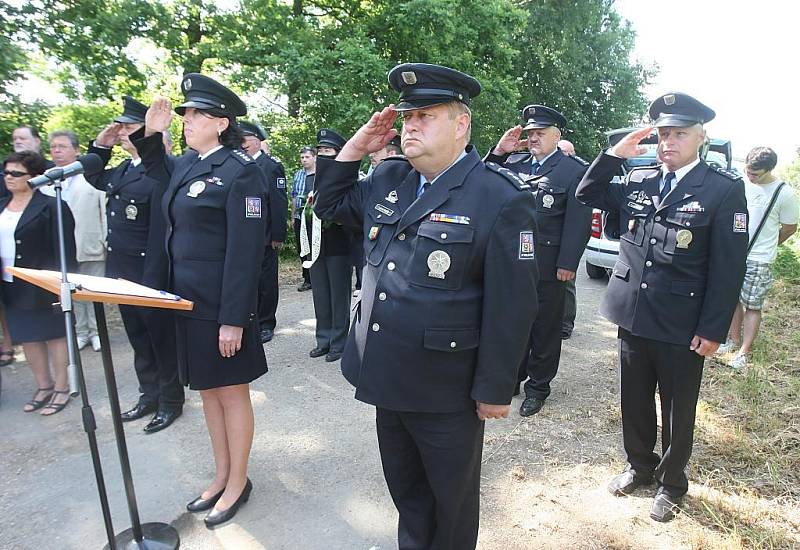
[586,260,608,280]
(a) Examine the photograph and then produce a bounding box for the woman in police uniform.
[131,74,268,528]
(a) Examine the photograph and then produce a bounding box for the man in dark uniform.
[240,121,288,343]
[314,63,539,550]
[576,92,748,522]
[87,96,184,433]
[306,129,352,362]
[485,105,592,416]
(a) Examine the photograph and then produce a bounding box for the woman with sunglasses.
[1,151,76,415]
[131,74,268,528]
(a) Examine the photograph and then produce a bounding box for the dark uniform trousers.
[618,328,703,496]
[87,145,183,409]
[577,153,748,498]
[314,148,539,550]
[253,153,288,333]
[484,149,590,399]
[562,278,576,334]
[377,407,483,550]
[310,226,352,353]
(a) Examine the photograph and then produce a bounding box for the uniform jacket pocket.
[409,221,474,290]
[423,328,480,352]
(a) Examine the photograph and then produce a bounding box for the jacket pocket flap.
[612,261,630,279]
[417,222,474,244]
[670,280,705,297]
[424,328,480,352]
[666,211,710,227]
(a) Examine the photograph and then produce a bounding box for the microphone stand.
[50,176,118,548]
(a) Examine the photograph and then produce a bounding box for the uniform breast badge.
[385,190,399,204]
[368,226,380,240]
[542,194,554,208]
[125,204,138,220]
[427,250,451,279]
[676,229,693,249]
[187,181,206,198]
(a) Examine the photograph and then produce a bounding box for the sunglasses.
[4,170,29,178]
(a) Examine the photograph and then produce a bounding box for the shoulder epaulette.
[506,152,531,165]
[569,154,590,166]
[711,165,742,181]
[231,149,255,165]
[627,165,660,184]
[485,161,531,191]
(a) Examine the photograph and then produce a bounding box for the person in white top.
[43,131,107,352]
[723,147,799,368]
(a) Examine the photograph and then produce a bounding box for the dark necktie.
[660,171,676,200]
[532,161,541,175]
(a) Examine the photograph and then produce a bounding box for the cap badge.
[664,94,676,106]
[184,78,192,90]
[427,250,451,280]
[402,71,417,85]
[320,130,327,137]
[530,107,536,115]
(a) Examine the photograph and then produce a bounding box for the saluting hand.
[145,96,173,137]
[493,125,527,156]
[219,324,244,358]
[610,125,654,159]
[338,105,398,162]
[95,123,122,148]
[476,402,511,421]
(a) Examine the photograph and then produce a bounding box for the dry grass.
[687,239,800,548]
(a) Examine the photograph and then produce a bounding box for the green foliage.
[772,235,800,285]
[44,103,119,152]
[777,148,800,187]
[0,1,26,96]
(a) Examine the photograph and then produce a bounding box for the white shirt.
[0,208,23,282]
[745,179,799,263]
[199,145,224,160]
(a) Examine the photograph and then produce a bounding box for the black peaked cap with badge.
[240,121,268,141]
[388,63,481,111]
[175,73,247,118]
[317,128,347,151]
[648,92,715,128]
[115,96,148,124]
[521,105,567,130]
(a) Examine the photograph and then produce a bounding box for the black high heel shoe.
[187,487,225,512]
[204,478,252,529]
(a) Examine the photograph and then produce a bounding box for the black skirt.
[5,305,66,343]
[175,316,267,390]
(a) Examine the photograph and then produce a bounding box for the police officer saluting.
[485,105,592,416]
[87,96,184,432]
[131,74,268,528]
[576,93,748,522]
[314,63,539,550]
[239,121,288,343]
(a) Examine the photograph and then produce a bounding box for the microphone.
[28,153,104,188]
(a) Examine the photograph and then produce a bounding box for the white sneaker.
[728,353,747,370]
[717,340,738,354]
[90,335,101,352]
[76,335,89,350]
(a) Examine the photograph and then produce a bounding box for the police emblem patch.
[277,177,286,189]
[246,197,262,218]
[542,194,554,208]
[368,226,380,240]
[427,250,451,279]
[733,212,747,233]
[518,231,535,260]
[402,71,417,85]
[386,190,399,204]
[125,204,138,220]
[187,181,206,197]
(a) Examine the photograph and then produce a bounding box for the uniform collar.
[198,144,224,160]
[130,157,142,167]
[533,147,558,167]
[662,157,701,184]
[251,150,263,160]
[419,150,468,187]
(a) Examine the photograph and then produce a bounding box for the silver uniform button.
[378,292,387,301]
[115,194,119,199]
[690,292,695,297]
[649,238,656,245]
[15,254,21,259]
[440,233,447,239]
[372,323,380,332]
[130,199,135,203]
[15,239,21,244]
[645,260,652,267]
[111,211,116,216]
[655,216,661,222]
[686,222,691,227]
[140,252,145,257]
[450,341,457,349]
[398,233,406,241]
[387,262,396,271]
[641,282,648,289]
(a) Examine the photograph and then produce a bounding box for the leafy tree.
[778,148,800,187]
[514,0,654,157]
[0,1,26,96]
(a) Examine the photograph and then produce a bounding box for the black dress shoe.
[297,281,312,292]
[561,330,572,340]
[519,396,545,417]
[260,328,274,343]
[204,478,253,529]
[120,401,157,422]
[309,347,329,358]
[607,470,655,496]
[325,351,342,362]
[143,408,183,434]
[650,490,681,522]
[187,488,224,512]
